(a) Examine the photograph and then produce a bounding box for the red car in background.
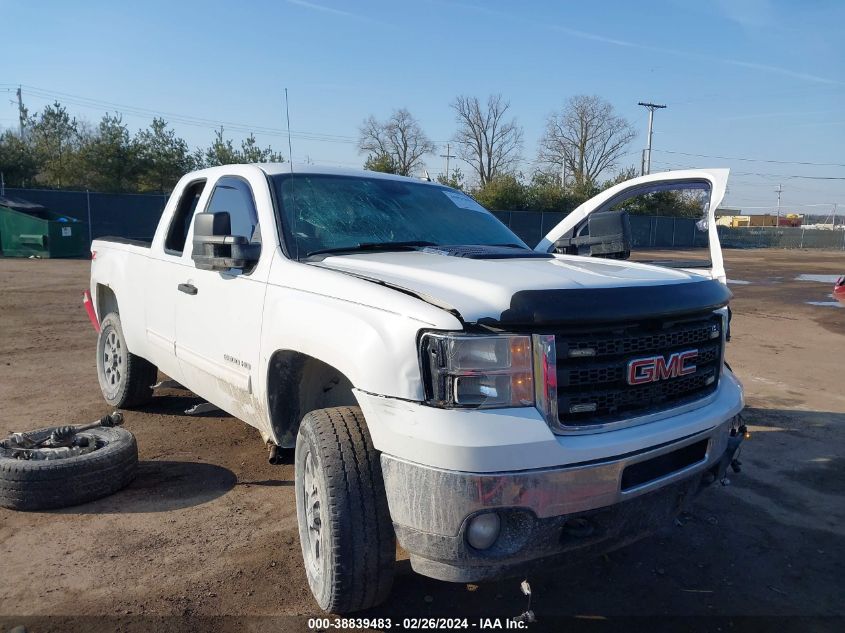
[835,277,845,305]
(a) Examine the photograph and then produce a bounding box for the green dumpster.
[0,196,88,258]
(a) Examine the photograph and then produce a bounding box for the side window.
[557,181,712,269]
[205,177,260,243]
[609,183,712,268]
[165,180,206,254]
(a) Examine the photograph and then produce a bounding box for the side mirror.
[192,211,260,271]
[554,210,632,260]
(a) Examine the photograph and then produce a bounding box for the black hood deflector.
[479,279,732,327]
[421,245,553,259]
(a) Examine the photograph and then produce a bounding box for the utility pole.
[775,184,782,226]
[16,86,26,138]
[439,143,456,179]
[637,102,666,175]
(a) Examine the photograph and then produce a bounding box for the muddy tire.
[96,312,157,409]
[0,426,138,511]
[295,406,395,613]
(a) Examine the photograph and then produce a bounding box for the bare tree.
[451,94,522,185]
[358,108,434,176]
[538,95,636,188]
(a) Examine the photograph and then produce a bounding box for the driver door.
[175,175,268,422]
[535,169,729,283]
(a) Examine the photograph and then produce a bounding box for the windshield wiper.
[305,240,436,258]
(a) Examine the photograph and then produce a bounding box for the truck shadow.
[56,460,237,514]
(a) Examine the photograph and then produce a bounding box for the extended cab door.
[143,178,208,384]
[535,169,729,283]
[175,171,271,424]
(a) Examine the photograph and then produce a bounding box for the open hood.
[535,169,730,284]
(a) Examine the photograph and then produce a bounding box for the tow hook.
[719,414,749,485]
[701,414,749,487]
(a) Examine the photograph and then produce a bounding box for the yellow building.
[715,213,803,228]
[715,214,751,227]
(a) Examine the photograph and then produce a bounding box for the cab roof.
[257,162,437,184]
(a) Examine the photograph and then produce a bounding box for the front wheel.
[96,312,157,409]
[295,406,395,613]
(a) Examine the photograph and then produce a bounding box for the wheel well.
[97,284,119,319]
[267,351,356,448]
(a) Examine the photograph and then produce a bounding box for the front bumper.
[381,417,742,582]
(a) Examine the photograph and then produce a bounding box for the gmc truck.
[88,164,745,613]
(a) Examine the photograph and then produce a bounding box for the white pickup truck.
[88,164,745,613]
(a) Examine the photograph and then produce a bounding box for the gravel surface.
[0,249,843,632]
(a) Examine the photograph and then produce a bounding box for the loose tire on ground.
[0,426,138,511]
[96,312,157,409]
[295,406,396,613]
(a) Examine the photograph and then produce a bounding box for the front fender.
[259,252,462,406]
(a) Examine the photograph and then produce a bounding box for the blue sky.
[2,0,843,214]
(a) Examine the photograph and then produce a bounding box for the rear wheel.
[96,312,157,409]
[295,406,395,613]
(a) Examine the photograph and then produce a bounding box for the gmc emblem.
[627,350,698,385]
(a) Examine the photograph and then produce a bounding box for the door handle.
[178,283,198,296]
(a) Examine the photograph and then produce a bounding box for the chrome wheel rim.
[302,449,323,578]
[101,328,124,397]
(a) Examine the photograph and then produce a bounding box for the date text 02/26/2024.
[307,617,530,630]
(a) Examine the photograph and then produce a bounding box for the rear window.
[165,180,206,254]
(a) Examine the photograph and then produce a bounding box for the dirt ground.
[1,249,843,632]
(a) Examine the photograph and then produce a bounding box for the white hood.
[315,250,710,323]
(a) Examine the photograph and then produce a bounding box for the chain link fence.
[493,210,845,251]
[3,189,843,252]
[716,226,845,250]
[2,187,168,247]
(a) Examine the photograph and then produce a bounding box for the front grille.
[552,312,723,429]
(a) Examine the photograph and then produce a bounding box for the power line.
[20,84,355,139]
[14,84,467,147]
[18,84,362,145]
[741,203,844,208]
[9,84,845,181]
[653,148,845,168]
[650,159,845,180]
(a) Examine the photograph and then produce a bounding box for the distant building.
[715,212,803,228]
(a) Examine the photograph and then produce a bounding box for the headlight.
[420,332,534,408]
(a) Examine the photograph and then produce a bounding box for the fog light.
[466,512,501,550]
